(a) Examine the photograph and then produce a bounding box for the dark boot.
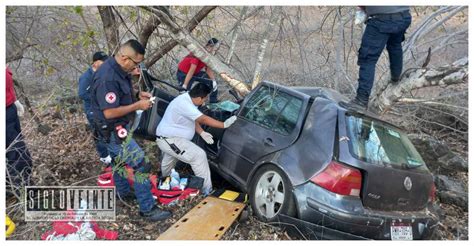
[139,205,171,221]
[349,97,368,110]
[390,76,400,84]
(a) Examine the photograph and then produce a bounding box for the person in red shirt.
[177,38,219,103]
[6,67,33,194]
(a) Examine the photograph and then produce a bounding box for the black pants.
[6,104,33,190]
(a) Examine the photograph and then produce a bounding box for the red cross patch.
[117,128,128,138]
[105,92,116,104]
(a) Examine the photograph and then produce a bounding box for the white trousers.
[156,137,212,193]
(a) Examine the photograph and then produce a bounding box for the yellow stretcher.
[157,190,247,240]
[6,215,16,237]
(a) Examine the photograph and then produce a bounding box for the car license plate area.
[390,223,413,240]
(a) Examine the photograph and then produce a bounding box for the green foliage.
[178,6,189,16]
[129,9,138,22]
[86,30,95,38]
[6,6,17,15]
[111,132,151,185]
[73,6,83,15]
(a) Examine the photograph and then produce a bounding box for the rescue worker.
[351,6,412,108]
[90,39,171,221]
[155,82,237,195]
[176,38,219,103]
[6,67,33,192]
[78,51,110,165]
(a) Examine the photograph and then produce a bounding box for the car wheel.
[249,165,295,222]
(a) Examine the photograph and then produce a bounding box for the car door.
[219,83,308,185]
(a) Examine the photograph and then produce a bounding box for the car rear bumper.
[276,214,370,240]
[293,183,439,240]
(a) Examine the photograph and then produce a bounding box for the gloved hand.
[223,116,237,128]
[200,131,214,144]
[100,155,112,166]
[14,100,24,117]
[354,8,367,25]
[212,80,217,92]
[182,84,188,90]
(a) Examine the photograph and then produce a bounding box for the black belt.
[370,10,410,20]
[157,136,184,155]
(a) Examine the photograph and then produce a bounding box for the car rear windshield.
[345,114,427,169]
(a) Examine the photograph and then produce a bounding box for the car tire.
[249,165,295,222]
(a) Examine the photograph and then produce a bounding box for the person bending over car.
[155,82,236,195]
[176,38,220,103]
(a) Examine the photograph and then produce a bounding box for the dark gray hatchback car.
[137,79,439,240]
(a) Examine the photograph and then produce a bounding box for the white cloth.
[14,100,24,117]
[156,93,203,140]
[157,137,212,193]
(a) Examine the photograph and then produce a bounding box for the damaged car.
[135,69,439,240]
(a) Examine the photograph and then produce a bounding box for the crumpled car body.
[144,80,439,240]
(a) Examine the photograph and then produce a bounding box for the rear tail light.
[429,183,436,202]
[311,161,362,197]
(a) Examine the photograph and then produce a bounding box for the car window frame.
[344,112,428,170]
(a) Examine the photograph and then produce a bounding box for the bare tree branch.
[371,6,466,99]
[373,57,467,113]
[225,6,248,64]
[251,7,282,89]
[143,6,217,68]
[397,98,468,110]
[139,12,162,48]
[98,6,119,54]
[77,8,100,51]
[6,43,37,63]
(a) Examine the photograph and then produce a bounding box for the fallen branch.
[397,98,468,110]
[143,6,251,96]
[372,57,467,113]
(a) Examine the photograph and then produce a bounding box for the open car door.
[132,65,180,140]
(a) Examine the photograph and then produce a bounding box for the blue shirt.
[78,67,94,112]
[90,57,135,125]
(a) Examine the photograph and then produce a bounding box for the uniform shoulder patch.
[105,92,117,104]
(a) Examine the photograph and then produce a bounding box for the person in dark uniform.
[78,51,110,165]
[176,38,219,103]
[351,6,412,108]
[6,66,33,193]
[90,39,171,221]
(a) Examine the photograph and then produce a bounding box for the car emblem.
[404,177,412,191]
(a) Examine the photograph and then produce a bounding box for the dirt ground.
[6,106,468,240]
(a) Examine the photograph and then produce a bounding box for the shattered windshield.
[345,114,427,169]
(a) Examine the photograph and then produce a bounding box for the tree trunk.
[144,7,251,96]
[372,57,468,113]
[144,6,217,68]
[139,14,161,49]
[98,6,119,54]
[251,6,282,89]
[334,7,344,91]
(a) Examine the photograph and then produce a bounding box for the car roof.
[291,86,349,103]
